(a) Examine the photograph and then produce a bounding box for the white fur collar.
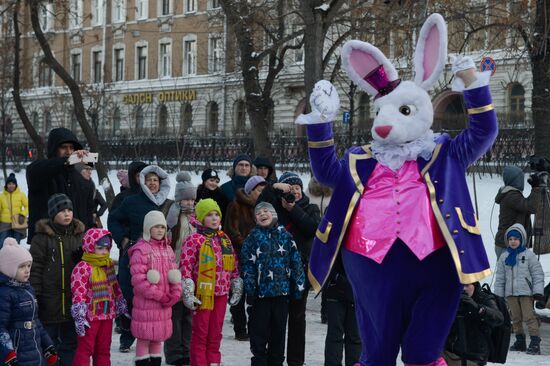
[371,130,438,171]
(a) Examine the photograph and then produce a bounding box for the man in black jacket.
[257,171,320,366]
[444,282,504,366]
[26,128,95,241]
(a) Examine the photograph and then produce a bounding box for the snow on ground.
[7,169,550,365]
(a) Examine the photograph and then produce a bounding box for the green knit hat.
[195,198,222,223]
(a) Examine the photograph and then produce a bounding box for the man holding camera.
[26,127,95,241]
[257,172,320,366]
[494,165,537,259]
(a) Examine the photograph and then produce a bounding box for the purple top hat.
[364,64,401,99]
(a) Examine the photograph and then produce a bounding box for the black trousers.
[249,296,289,366]
[164,301,192,364]
[287,290,308,366]
[324,299,362,366]
[230,292,248,336]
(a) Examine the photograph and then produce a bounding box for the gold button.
[396,230,400,234]
[460,250,465,254]
[396,211,400,215]
[396,201,400,205]
[453,229,459,234]
[439,199,444,204]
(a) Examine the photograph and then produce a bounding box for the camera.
[528,156,550,188]
[276,189,295,203]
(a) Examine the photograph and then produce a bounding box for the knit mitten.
[229,277,243,306]
[115,296,129,316]
[43,345,59,365]
[4,351,17,366]
[71,303,90,337]
[182,278,201,310]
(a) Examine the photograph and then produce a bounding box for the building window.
[233,100,246,133]
[135,106,144,132]
[207,102,218,133]
[185,0,196,13]
[38,60,52,87]
[157,105,168,134]
[181,103,192,134]
[113,107,121,133]
[92,50,102,83]
[159,41,171,78]
[160,0,170,16]
[357,93,371,129]
[209,0,220,9]
[71,53,81,83]
[509,82,525,124]
[114,48,124,82]
[183,37,196,75]
[112,0,126,23]
[69,0,82,29]
[136,0,148,20]
[39,2,53,32]
[209,36,223,73]
[136,45,148,80]
[92,0,104,26]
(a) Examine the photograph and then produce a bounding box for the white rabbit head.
[341,13,447,145]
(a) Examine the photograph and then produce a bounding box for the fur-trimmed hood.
[34,218,86,237]
[235,188,256,207]
[139,165,171,206]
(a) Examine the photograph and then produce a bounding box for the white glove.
[182,278,201,310]
[228,277,243,306]
[296,80,340,125]
[450,55,475,75]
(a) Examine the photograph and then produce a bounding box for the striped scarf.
[81,252,117,314]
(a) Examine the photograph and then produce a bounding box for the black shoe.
[168,357,191,366]
[235,333,249,341]
[135,358,150,366]
[510,334,527,352]
[526,336,541,355]
[114,325,122,334]
[150,357,162,366]
[119,345,131,353]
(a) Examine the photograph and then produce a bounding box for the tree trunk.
[301,3,326,114]
[27,0,114,202]
[11,1,45,159]
[531,0,550,157]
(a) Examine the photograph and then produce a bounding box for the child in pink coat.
[71,228,128,366]
[129,211,182,366]
[180,198,243,366]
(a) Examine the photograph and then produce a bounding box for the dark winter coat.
[253,156,278,184]
[445,283,504,363]
[195,184,229,223]
[323,254,354,303]
[110,161,147,212]
[241,225,305,299]
[26,128,94,241]
[220,167,256,202]
[0,274,54,366]
[224,188,256,254]
[94,189,107,217]
[29,219,85,325]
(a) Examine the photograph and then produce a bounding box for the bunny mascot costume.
[297,14,498,366]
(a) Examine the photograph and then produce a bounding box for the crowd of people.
[0,128,548,366]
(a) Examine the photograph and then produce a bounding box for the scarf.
[505,245,527,267]
[371,130,438,171]
[82,252,117,314]
[196,227,234,310]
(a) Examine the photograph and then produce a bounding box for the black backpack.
[481,283,511,363]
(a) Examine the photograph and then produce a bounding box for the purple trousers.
[342,240,462,366]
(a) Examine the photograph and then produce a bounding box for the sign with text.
[122,89,197,104]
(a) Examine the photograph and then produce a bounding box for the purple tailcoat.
[307,85,498,292]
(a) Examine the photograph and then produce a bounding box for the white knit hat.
[0,238,32,279]
[143,210,167,241]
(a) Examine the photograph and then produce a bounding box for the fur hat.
[4,173,17,189]
[233,154,252,170]
[142,211,167,241]
[195,198,222,223]
[117,170,130,189]
[255,201,278,222]
[175,172,196,201]
[244,176,266,195]
[0,238,32,279]
[48,193,73,219]
[201,168,220,183]
[278,171,303,189]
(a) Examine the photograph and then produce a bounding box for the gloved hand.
[43,345,59,365]
[229,278,243,306]
[296,80,340,125]
[115,296,128,317]
[182,278,201,310]
[534,293,545,302]
[71,303,90,337]
[450,55,478,91]
[5,351,17,366]
[450,55,475,75]
[460,294,479,317]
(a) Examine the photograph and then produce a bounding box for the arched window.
[207,102,218,134]
[180,103,193,134]
[233,100,246,133]
[509,83,525,124]
[135,106,144,133]
[112,107,121,134]
[157,104,168,135]
[357,93,371,129]
[44,112,52,134]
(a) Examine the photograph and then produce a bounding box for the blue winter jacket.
[241,225,305,299]
[0,273,53,365]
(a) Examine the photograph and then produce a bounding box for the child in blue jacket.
[241,201,305,366]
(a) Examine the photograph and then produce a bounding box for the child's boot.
[526,336,541,355]
[135,357,150,366]
[510,334,527,351]
[150,357,162,366]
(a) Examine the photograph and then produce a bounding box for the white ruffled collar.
[370,130,438,171]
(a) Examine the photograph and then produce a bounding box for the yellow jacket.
[0,187,29,224]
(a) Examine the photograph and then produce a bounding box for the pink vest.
[345,161,445,263]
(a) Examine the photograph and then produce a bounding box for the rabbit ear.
[342,40,398,96]
[413,13,447,90]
